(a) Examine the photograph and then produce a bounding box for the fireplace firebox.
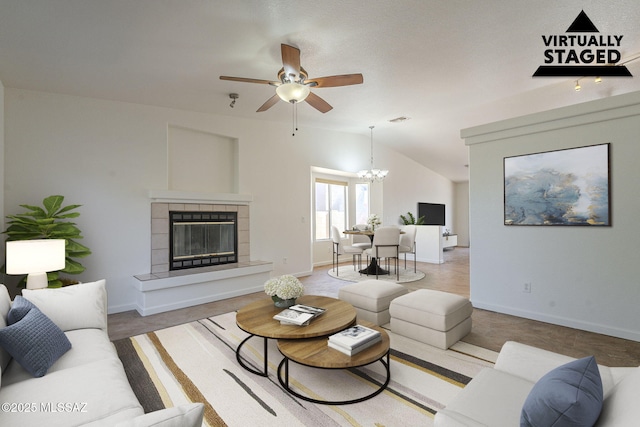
[169,211,238,270]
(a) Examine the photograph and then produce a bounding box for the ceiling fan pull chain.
[291,102,300,136]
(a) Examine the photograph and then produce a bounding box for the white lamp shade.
[6,239,66,274]
[276,82,310,103]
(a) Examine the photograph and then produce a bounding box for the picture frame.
[504,143,610,226]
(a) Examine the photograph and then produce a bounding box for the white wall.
[167,126,238,193]
[3,88,455,312]
[382,153,455,229]
[463,91,640,342]
[454,182,469,246]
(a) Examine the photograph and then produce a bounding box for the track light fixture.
[229,93,239,108]
[571,53,639,92]
[574,76,601,91]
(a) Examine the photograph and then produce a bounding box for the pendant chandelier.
[358,125,388,182]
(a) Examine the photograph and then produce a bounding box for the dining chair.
[331,226,363,275]
[351,224,372,250]
[364,226,400,280]
[398,225,417,273]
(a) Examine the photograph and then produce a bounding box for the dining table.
[342,228,403,276]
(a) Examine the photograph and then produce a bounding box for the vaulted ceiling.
[1,0,640,182]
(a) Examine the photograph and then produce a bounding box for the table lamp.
[6,239,66,289]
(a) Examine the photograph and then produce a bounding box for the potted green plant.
[3,195,92,288]
[399,211,425,225]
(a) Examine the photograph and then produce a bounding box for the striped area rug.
[114,312,496,427]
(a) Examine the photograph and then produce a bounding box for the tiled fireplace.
[150,202,250,274]
[133,191,272,316]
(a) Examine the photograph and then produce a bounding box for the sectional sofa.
[0,279,203,426]
[435,341,639,426]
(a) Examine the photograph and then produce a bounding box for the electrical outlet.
[523,282,531,293]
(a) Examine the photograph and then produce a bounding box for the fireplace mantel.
[148,190,253,204]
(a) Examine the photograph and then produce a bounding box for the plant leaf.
[47,281,64,288]
[18,204,46,217]
[56,204,82,215]
[48,223,82,237]
[62,258,86,274]
[55,212,81,219]
[65,240,92,257]
[43,195,64,216]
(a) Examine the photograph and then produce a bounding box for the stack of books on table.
[273,304,326,326]
[328,325,382,356]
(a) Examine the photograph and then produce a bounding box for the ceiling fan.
[220,44,363,113]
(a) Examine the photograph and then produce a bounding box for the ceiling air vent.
[389,116,410,123]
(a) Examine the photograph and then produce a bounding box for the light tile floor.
[108,248,640,367]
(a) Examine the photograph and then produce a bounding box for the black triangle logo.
[566,10,599,32]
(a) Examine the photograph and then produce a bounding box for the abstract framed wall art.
[504,143,610,226]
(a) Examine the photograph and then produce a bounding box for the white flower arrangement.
[367,214,382,229]
[264,275,304,300]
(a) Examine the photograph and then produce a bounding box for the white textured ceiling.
[1,0,640,182]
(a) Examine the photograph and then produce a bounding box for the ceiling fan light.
[276,82,310,103]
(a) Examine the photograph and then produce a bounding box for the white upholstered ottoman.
[338,280,408,325]
[389,289,472,349]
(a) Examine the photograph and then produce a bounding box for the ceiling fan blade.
[281,44,301,79]
[305,92,333,113]
[256,94,281,112]
[306,73,364,88]
[220,76,279,85]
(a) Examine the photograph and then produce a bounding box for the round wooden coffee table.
[276,321,390,405]
[235,295,357,376]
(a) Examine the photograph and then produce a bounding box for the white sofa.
[0,280,203,427]
[435,341,639,426]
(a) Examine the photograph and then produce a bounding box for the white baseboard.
[472,300,640,342]
[107,303,138,315]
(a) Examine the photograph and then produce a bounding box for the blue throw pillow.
[6,296,38,325]
[521,356,603,427]
[0,307,72,377]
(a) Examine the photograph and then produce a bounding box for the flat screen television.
[417,202,446,226]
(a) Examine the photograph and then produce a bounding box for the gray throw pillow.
[7,296,38,325]
[0,307,72,377]
[521,356,603,427]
